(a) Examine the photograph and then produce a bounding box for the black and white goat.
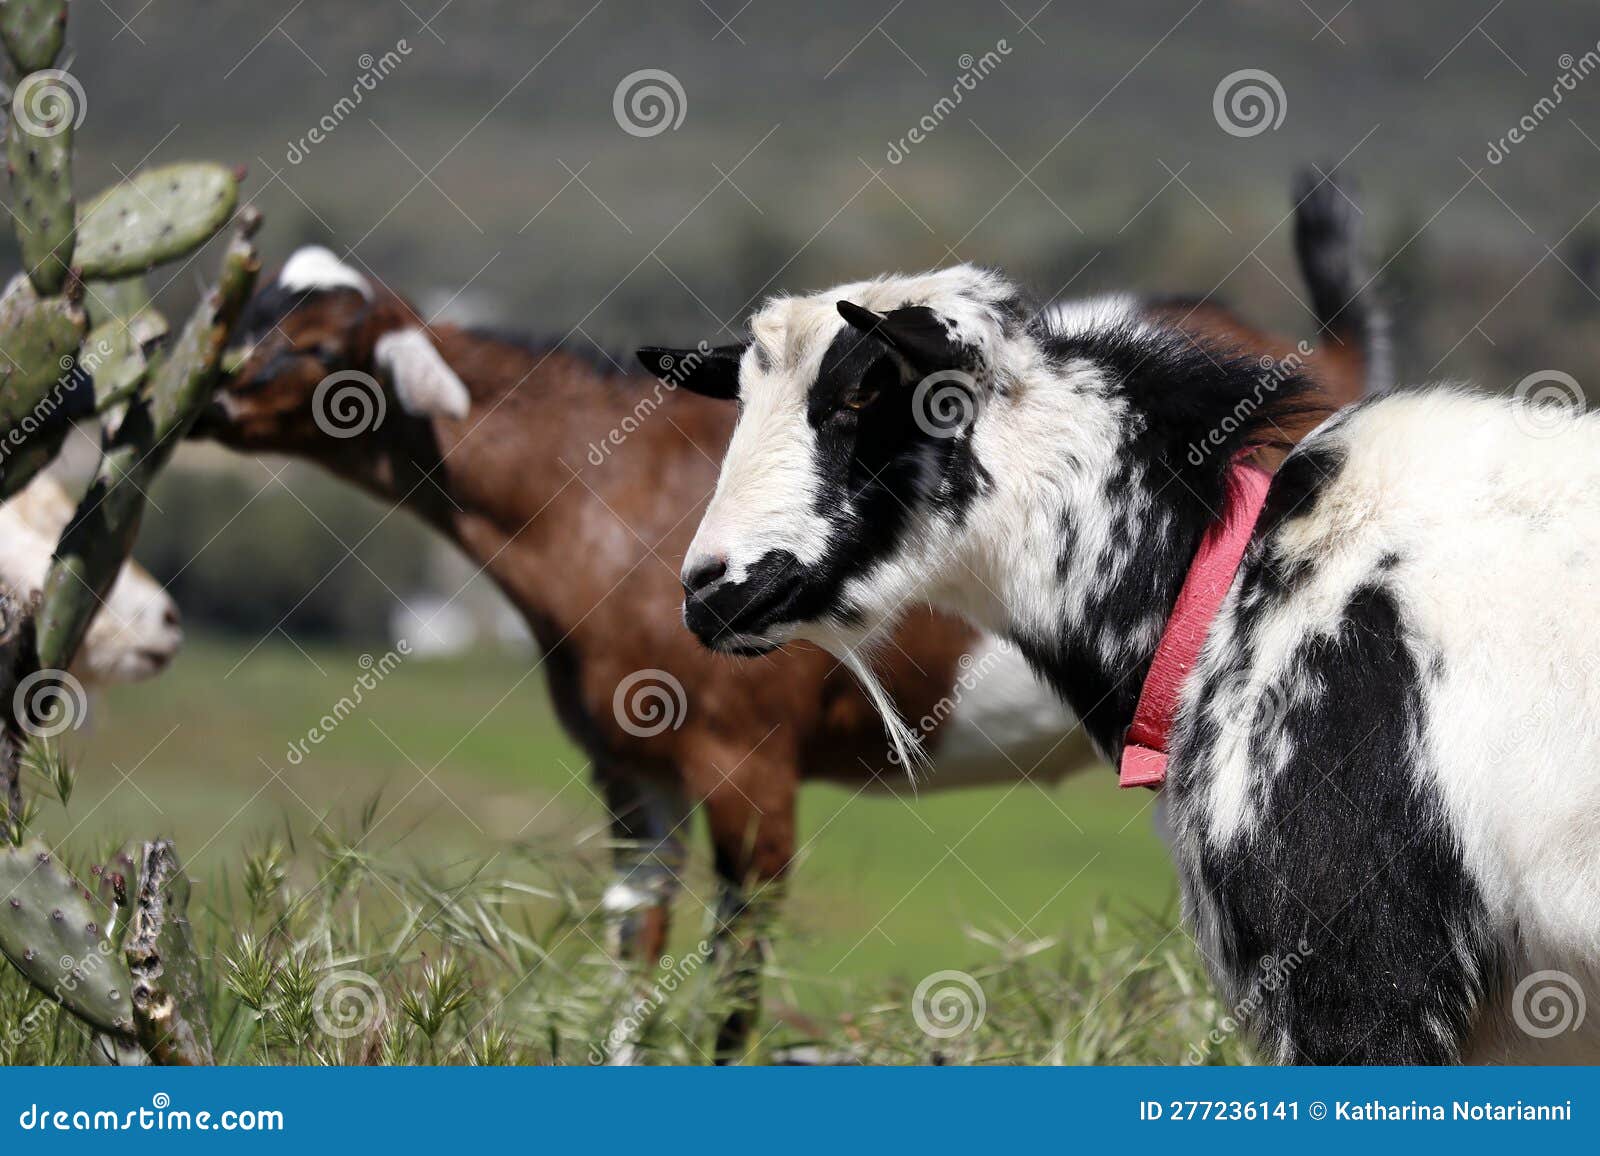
[644,262,1600,1064]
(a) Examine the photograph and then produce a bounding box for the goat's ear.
[374,328,471,419]
[837,301,961,373]
[635,344,744,401]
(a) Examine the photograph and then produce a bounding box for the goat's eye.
[842,383,879,411]
[311,342,342,365]
[840,358,898,412]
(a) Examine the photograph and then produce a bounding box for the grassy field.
[44,635,1179,1031]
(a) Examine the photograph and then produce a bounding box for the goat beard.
[807,619,930,786]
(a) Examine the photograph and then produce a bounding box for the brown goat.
[195,174,1382,1060]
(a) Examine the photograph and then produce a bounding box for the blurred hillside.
[22,0,1600,638]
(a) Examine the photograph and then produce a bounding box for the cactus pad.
[84,276,151,329]
[0,0,67,73]
[0,274,88,497]
[6,91,75,294]
[0,838,137,1040]
[82,318,149,410]
[0,274,86,425]
[74,163,238,279]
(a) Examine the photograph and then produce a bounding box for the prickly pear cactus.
[0,274,88,499]
[0,0,66,73]
[0,838,137,1040]
[84,276,152,328]
[0,273,86,424]
[75,163,239,279]
[81,317,148,410]
[35,212,261,672]
[6,92,75,293]
[124,840,212,1065]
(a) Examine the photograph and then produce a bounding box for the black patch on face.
[795,318,991,616]
[1171,579,1496,1064]
[236,284,320,343]
[682,548,844,652]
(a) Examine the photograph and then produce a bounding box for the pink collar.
[1118,461,1272,790]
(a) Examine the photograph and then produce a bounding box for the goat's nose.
[682,555,729,597]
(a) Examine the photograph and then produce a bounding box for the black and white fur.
[656,260,1600,1064]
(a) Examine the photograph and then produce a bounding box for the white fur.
[0,475,182,684]
[374,328,471,420]
[1040,293,1140,340]
[278,246,372,298]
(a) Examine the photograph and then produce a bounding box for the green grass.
[4,634,1203,1063]
[66,636,1173,981]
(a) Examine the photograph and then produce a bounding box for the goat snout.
[681,554,729,598]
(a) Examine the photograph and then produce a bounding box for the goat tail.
[1292,166,1393,397]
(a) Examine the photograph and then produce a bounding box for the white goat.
[651,261,1600,1065]
[0,474,182,685]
